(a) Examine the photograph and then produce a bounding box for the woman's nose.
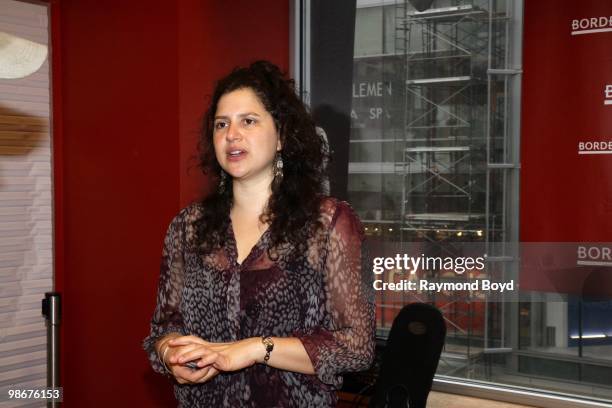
[226,122,241,142]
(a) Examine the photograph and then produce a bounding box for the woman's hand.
[168,336,264,374]
[158,335,220,384]
[169,360,220,385]
[159,334,315,383]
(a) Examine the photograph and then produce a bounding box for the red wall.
[177,1,290,206]
[521,0,612,243]
[520,0,612,295]
[51,0,288,405]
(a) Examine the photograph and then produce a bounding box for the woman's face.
[213,87,282,184]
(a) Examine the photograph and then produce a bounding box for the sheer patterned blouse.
[143,197,376,407]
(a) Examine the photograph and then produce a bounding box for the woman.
[143,61,375,407]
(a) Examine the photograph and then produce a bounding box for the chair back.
[369,303,446,408]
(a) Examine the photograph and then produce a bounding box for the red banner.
[520,0,612,293]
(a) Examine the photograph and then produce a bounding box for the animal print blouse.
[143,197,376,407]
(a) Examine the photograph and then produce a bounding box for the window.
[297,0,612,405]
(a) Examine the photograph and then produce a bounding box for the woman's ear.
[276,135,282,151]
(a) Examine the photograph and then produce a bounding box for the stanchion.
[42,292,61,407]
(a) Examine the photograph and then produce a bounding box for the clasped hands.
[160,335,264,384]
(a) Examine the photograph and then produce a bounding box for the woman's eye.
[244,118,256,126]
[214,121,227,130]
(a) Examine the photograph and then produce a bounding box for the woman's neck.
[231,175,273,218]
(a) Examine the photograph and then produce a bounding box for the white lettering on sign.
[369,107,383,119]
[352,82,392,98]
[571,16,612,35]
[577,246,612,267]
[605,84,612,105]
[578,140,612,155]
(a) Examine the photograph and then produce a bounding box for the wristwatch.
[261,336,274,364]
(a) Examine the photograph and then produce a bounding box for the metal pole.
[42,292,61,407]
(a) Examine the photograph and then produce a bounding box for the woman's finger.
[198,367,220,383]
[176,346,214,364]
[195,351,219,368]
[181,365,211,383]
[167,344,200,364]
[172,365,202,383]
[168,335,207,346]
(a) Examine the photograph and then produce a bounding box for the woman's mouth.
[227,149,246,161]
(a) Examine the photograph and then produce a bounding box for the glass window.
[303,0,612,404]
[355,7,383,56]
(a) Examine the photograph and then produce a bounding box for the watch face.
[262,337,274,351]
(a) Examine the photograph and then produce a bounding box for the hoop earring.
[273,153,284,184]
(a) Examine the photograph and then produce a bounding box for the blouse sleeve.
[296,201,376,388]
[142,210,189,375]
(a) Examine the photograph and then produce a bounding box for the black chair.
[368,303,446,408]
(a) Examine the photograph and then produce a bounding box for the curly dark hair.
[194,60,328,258]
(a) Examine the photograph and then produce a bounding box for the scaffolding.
[392,0,514,379]
[348,1,519,379]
